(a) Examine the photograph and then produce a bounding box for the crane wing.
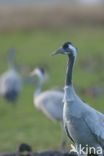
[83,110,104,149]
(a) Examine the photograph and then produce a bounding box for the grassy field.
[0,27,104,152]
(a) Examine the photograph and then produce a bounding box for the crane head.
[30,67,48,83]
[52,42,77,58]
[17,143,32,156]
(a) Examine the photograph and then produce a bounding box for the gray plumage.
[0,48,22,103]
[30,68,64,121]
[53,42,104,155]
[30,67,66,148]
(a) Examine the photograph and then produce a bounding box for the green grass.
[0,27,104,152]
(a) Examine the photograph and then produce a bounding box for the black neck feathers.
[65,54,75,86]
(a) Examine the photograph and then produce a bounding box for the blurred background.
[0,0,104,152]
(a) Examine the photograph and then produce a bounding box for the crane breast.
[34,90,64,121]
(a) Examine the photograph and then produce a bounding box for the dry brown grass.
[0,5,104,32]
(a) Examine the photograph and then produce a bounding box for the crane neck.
[35,78,43,97]
[65,54,75,86]
[8,62,16,70]
[7,50,16,70]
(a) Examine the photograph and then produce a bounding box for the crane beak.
[51,48,65,56]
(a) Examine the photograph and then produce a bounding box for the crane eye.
[63,42,72,51]
[63,44,68,50]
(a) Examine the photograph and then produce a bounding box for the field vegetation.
[0,4,104,152]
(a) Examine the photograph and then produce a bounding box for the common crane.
[0,48,22,104]
[30,67,66,149]
[52,42,104,156]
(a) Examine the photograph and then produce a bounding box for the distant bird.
[16,143,32,156]
[30,67,66,149]
[16,143,77,156]
[0,48,22,104]
[53,42,104,155]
